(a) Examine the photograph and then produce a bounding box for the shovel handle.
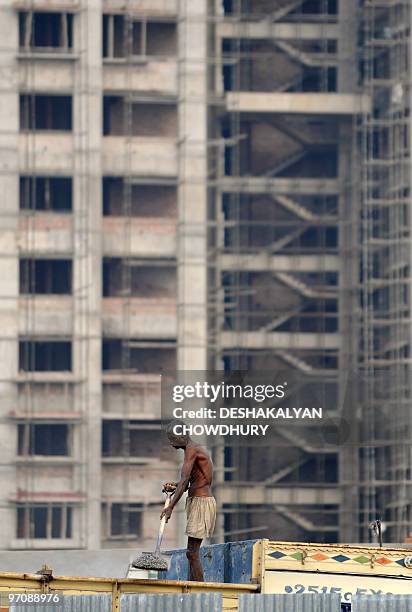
[155,495,171,556]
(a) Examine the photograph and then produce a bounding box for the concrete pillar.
[337,0,362,546]
[338,0,359,93]
[72,0,103,549]
[0,2,19,548]
[176,0,209,545]
[338,119,360,542]
[177,0,209,370]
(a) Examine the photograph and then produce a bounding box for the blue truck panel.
[160,539,257,583]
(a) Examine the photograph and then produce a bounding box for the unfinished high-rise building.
[0,0,410,551]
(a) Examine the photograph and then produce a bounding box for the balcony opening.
[103,178,177,217]
[222,0,234,14]
[103,502,143,540]
[103,97,177,137]
[16,504,72,539]
[20,177,72,212]
[103,259,176,298]
[19,11,73,51]
[236,0,338,16]
[102,339,175,373]
[301,0,338,15]
[146,22,177,55]
[20,259,72,295]
[103,15,177,58]
[19,340,72,372]
[244,125,337,177]
[102,420,164,459]
[17,423,70,456]
[299,226,338,250]
[20,95,72,131]
[223,38,337,94]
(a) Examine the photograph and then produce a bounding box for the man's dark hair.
[166,420,190,446]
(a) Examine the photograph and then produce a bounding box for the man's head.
[166,420,190,449]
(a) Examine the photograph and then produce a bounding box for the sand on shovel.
[132,551,169,571]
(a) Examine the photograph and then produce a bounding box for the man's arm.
[160,447,196,522]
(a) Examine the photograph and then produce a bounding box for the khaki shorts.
[185,496,216,540]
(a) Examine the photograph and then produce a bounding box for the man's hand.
[162,481,177,494]
[160,506,173,523]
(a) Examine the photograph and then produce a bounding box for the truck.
[252,540,412,610]
[0,540,410,610]
[165,539,412,610]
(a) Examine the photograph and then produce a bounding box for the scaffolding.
[208,0,357,543]
[359,0,412,542]
[208,0,412,545]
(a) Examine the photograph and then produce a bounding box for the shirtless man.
[161,422,216,582]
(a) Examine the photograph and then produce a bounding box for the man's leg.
[186,536,203,581]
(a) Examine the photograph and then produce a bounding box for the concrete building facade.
[0,0,209,551]
[0,0,410,550]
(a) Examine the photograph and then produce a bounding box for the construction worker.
[161,422,216,582]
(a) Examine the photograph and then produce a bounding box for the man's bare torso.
[186,444,213,497]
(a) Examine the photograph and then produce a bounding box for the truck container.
[0,540,411,611]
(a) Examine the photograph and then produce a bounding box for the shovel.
[131,483,176,572]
